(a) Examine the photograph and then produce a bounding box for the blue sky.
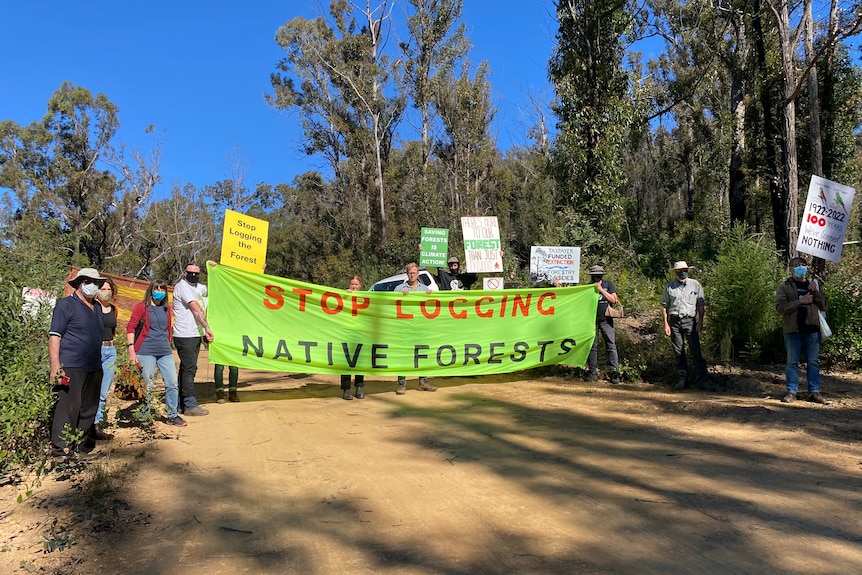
[1,1,560,197]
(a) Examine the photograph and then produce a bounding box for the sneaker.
[228,391,240,403]
[781,393,796,403]
[418,378,437,392]
[216,390,226,404]
[166,415,188,427]
[342,389,353,400]
[808,392,827,404]
[396,380,407,395]
[585,370,598,382]
[610,373,621,385]
[185,406,209,416]
[674,378,687,390]
[354,387,365,399]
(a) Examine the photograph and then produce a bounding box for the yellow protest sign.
[220,209,269,273]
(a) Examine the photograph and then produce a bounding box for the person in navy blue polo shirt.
[49,268,107,460]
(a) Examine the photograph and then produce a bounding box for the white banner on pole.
[796,175,855,262]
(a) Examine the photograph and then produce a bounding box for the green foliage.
[699,227,785,362]
[820,253,862,368]
[0,231,68,474]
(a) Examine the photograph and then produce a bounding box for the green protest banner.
[419,227,449,267]
[207,263,598,376]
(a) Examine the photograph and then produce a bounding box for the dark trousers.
[341,374,365,390]
[215,364,239,391]
[669,317,707,381]
[588,320,619,372]
[51,368,101,456]
[173,336,201,409]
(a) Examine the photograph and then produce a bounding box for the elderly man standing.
[661,261,710,390]
[775,256,828,404]
[49,268,107,460]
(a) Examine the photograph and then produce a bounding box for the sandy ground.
[2,351,862,575]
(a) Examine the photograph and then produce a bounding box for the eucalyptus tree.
[270,0,405,243]
[433,61,496,218]
[0,82,160,271]
[548,0,640,240]
[400,0,469,175]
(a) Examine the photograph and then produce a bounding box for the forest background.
[2,0,862,470]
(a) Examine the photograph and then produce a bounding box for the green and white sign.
[419,227,449,267]
[207,263,598,376]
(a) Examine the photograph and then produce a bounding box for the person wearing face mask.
[171,263,213,416]
[661,261,711,390]
[585,264,620,384]
[436,256,478,291]
[775,256,828,404]
[127,280,186,426]
[48,268,107,461]
[93,278,118,440]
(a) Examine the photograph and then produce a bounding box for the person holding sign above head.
[395,263,438,395]
[775,256,828,404]
[436,256,478,291]
[341,275,367,400]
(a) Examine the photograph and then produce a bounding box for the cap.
[588,264,605,275]
[447,257,460,264]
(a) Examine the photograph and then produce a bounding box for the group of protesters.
[48,255,826,461]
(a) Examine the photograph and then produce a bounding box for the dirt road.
[3,355,862,574]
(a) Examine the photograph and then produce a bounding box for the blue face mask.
[793,265,807,279]
[676,271,688,281]
[152,291,166,303]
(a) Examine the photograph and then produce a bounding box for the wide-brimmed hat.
[671,261,692,271]
[69,267,107,287]
[447,257,460,264]
[588,264,606,275]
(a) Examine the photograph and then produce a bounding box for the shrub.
[699,227,785,362]
[820,252,862,368]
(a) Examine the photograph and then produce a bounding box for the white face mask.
[81,283,99,298]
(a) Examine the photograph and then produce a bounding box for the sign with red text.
[206,263,598,376]
[529,246,581,284]
[220,209,269,273]
[796,175,855,262]
[461,216,503,273]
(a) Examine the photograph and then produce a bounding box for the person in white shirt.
[171,263,213,416]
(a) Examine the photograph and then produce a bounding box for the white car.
[370,268,440,292]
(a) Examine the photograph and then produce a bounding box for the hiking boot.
[808,392,827,404]
[166,415,188,427]
[228,390,240,402]
[185,406,209,416]
[674,378,687,390]
[354,387,365,399]
[396,379,407,395]
[216,390,226,404]
[342,389,353,400]
[585,370,598,382]
[92,424,114,441]
[781,393,796,403]
[418,378,437,392]
[610,373,621,385]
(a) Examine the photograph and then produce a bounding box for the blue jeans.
[137,354,180,418]
[784,331,821,394]
[95,344,117,424]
